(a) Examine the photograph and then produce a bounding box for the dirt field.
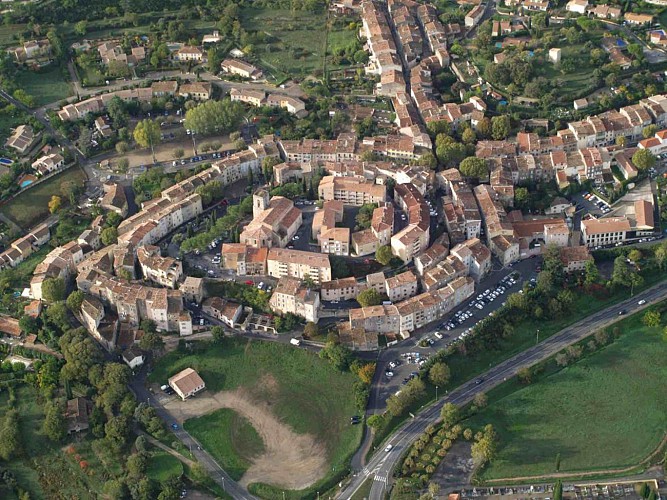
[164,387,328,490]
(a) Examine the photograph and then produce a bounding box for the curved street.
[339,280,667,500]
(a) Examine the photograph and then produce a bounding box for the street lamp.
[536,329,540,345]
[435,385,439,400]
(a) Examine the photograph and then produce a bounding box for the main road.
[339,280,667,500]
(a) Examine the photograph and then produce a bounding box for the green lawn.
[0,24,28,48]
[150,338,363,497]
[184,408,264,481]
[146,452,184,482]
[0,166,87,229]
[14,67,71,107]
[465,306,667,480]
[240,7,328,79]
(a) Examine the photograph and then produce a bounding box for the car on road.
[475,378,484,385]
[244,280,254,286]
[385,444,393,452]
[618,310,626,315]
[385,371,394,378]
[434,331,443,339]
[171,423,179,430]
[638,299,646,305]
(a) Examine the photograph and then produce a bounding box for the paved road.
[339,280,667,500]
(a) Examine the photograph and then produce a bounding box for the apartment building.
[391,183,430,263]
[266,248,332,284]
[269,277,321,323]
[321,277,363,301]
[581,217,631,247]
[349,303,400,334]
[220,243,268,275]
[180,276,204,303]
[137,245,183,288]
[450,238,492,281]
[318,175,386,206]
[414,243,449,276]
[31,241,86,301]
[351,203,395,256]
[202,297,242,328]
[385,269,418,302]
[313,200,349,256]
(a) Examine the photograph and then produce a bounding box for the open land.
[464,306,667,480]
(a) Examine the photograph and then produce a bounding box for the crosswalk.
[374,473,388,484]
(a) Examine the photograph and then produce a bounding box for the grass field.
[184,408,265,481]
[150,338,363,496]
[240,7,328,78]
[465,307,667,480]
[146,452,184,482]
[0,166,87,229]
[0,24,28,48]
[14,67,72,106]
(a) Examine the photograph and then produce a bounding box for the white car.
[434,331,443,339]
[638,299,647,305]
[385,371,394,377]
[385,444,393,452]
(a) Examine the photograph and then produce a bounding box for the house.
[8,39,51,62]
[269,277,321,323]
[137,245,183,288]
[560,245,593,273]
[589,4,621,19]
[202,297,242,327]
[221,59,263,79]
[151,80,179,97]
[94,116,113,138]
[574,98,589,111]
[321,277,363,301]
[385,269,419,302]
[548,48,561,64]
[168,367,206,400]
[0,315,21,337]
[122,347,145,369]
[100,182,129,217]
[545,197,571,215]
[5,125,37,154]
[24,300,42,318]
[180,276,204,303]
[649,30,667,47]
[566,0,588,14]
[179,82,212,100]
[464,5,485,27]
[220,243,268,275]
[202,31,222,45]
[623,13,653,25]
[64,397,93,434]
[31,153,64,175]
[174,46,204,62]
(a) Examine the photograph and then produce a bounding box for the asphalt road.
[340,280,667,500]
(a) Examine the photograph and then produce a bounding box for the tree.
[632,149,656,171]
[66,290,85,312]
[115,141,129,154]
[428,362,451,387]
[319,342,352,371]
[43,401,66,442]
[440,402,460,428]
[173,148,184,159]
[304,322,320,339]
[459,157,488,179]
[386,378,426,417]
[107,96,128,128]
[375,245,393,265]
[139,331,164,353]
[642,309,661,327]
[42,277,66,302]
[48,195,62,214]
[643,124,658,139]
[554,480,563,500]
[471,424,497,466]
[262,156,281,181]
[357,288,382,307]
[356,363,375,384]
[491,115,511,140]
[367,414,385,429]
[517,366,534,384]
[101,227,118,246]
[183,99,245,135]
[426,120,451,137]
[473,392,488,408]
[355,203,377,230]
[584,259,599,286]
[211,326,225,343]
[628,249,643,263]
[19,314,39,334]
[133,119,161,163]
[0,409,20,460]
[462,127,476,145]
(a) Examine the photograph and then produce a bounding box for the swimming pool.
[20,179,33,188]
[0,157,13,166]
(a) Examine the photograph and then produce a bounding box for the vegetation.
[184,408,264,481]
[466,305,667,480]
[357,288,382,307]
[150,337,363,496]
[183,99,245,135]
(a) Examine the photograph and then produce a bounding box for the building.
[122,347,145,369]
[221,58,263,79]
[560,246,593,273]
[391,183,430,263]
[100,182,128,217]
[240,191,302,249]
[168,368,206,400]
[450,238,492,281]
[351,203,394,256]
[574,98,589,111]
[174,46,204,62]
[566,0,588,14]
[623,12,653,25]
[548,48,561,64]
[581,217,631,247]
[385,270,418,302]
[180,276,204,303]
[318,176,386,206]
[465,4,485,27]
[269,277,321,323]
[8,39,51,62]
[202,297,242,327]
[321,277,362,301]
[137,245,183,288]
[220,243,268,275]
[151,80,179,97]
[179,82,212,100]
[266,248,332,284]
[32,153,65,175]
[414,243,449,276]
[5,125,37,154]
[64,398,92,434]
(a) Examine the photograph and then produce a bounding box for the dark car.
[475,378,484,385]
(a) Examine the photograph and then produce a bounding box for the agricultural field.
[184,408,264,481]
[146,451,184,482]
[0,166,87,229]
[151,338,363,497]
[14,67,72,106]
[465,307,667,480]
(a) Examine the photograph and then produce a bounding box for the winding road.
[339,280,667,500]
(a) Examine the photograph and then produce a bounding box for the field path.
[164,388,328,490]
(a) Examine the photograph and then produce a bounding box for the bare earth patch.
[164,388,327,490]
